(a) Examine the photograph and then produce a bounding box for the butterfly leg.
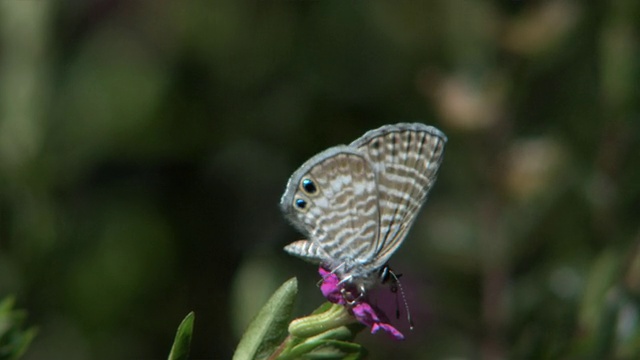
[340,283,367,306]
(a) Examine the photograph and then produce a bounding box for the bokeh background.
[1,1,639,359]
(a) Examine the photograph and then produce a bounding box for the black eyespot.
[302,179,317,194]
[295,198,307,209]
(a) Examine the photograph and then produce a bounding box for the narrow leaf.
[168,312,195,360]
[233,277,298,360]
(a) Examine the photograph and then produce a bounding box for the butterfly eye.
[301,178,317,194]
[295,198,307,209]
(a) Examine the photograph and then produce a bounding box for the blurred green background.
[0,1,639,359]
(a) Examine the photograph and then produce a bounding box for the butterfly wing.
[283,240,325,264]
[350,123,447,268]
[280,146,381,271]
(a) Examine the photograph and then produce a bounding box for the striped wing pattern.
[281,123,446,282]
[280,146,380,271]
[283,240,325,264]
[350,124,446,269]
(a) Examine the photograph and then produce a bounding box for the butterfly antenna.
[394,287,401,319]
[390,270,414,330]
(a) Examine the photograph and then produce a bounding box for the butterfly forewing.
[280,146,381,271]
[350,123,447,268]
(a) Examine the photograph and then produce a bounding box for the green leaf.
[233,277,298,360]
[579,250,624,341]
[289,339,366,360]
[0,295,37,360]
[282,324,364,360]
[288,303,355,339]
[3,327,37,360]
[167,312,195,360]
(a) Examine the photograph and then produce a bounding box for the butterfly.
[280,123,447,302]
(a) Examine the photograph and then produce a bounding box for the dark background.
[0,1,639,359]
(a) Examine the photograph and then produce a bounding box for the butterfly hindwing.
[280,146,381,270]
[283,240,325,264]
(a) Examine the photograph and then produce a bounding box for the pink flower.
[318,267,405,340]
[319,267,344,304]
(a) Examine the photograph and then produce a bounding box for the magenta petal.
[351,302,379,327]
[318,267,332,279]
[318,267,344,304]
[372,323,405,340]
[352,302,405,340]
